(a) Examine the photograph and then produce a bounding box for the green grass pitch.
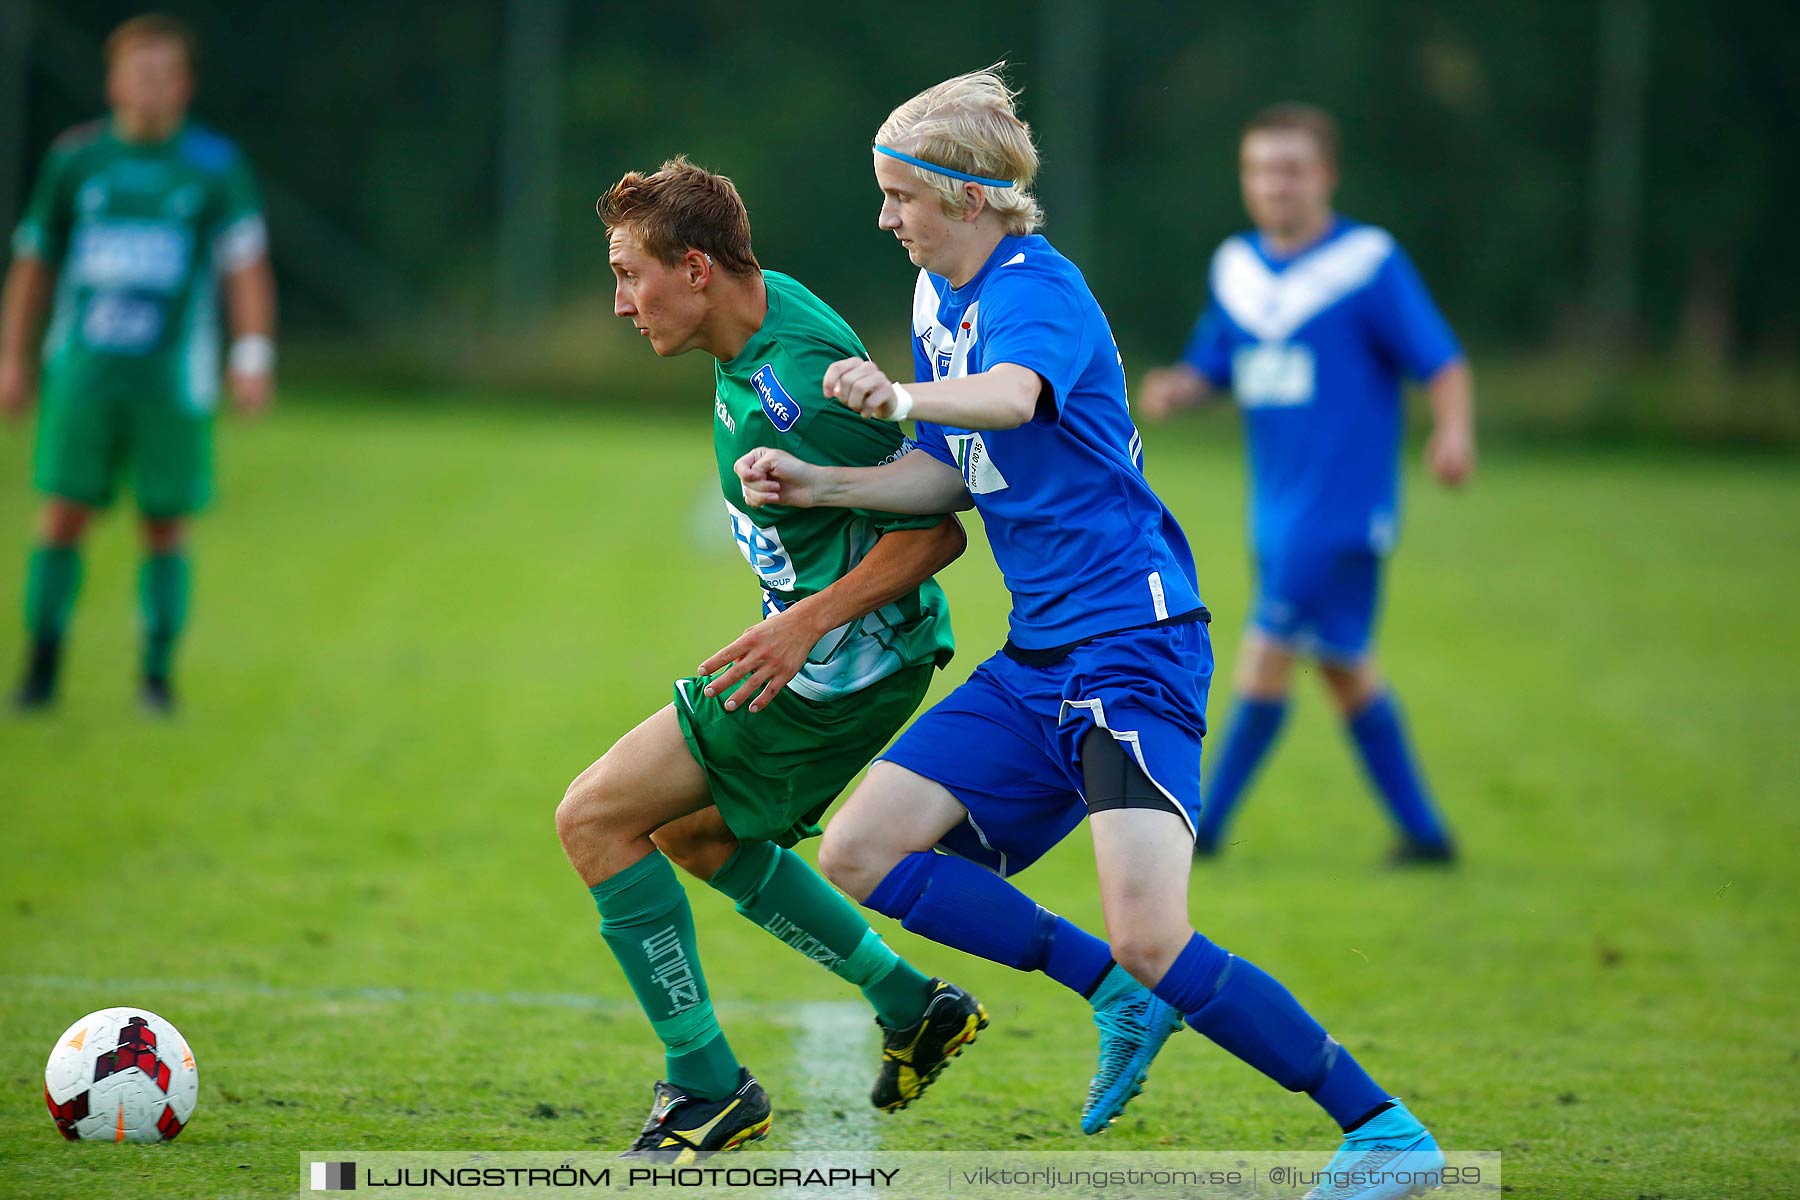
[2,392,1796,1198]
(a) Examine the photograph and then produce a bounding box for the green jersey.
[12,119,265,409]
[712,271,954,701]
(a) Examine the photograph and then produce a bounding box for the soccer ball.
[44,1007,199,1143]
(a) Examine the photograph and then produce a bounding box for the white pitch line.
[774,1001,879,1197]
[782,1001,878,1152]
[7,974,791,1023]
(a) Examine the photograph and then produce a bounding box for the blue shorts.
[879,621,1213,878]
[1251,547,1384,663]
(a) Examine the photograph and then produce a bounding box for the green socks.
[138,552,190,681]
[21,546,192,687]
[709,841,935,1028]
[591,851,741,1100]
[590,843,939,1098]
[24,544,83,644]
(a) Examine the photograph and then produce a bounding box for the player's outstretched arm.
[737,445,973,515]
[825,356,1042,431]
[1135,363,1212,423]
[0,257,53,419]
[1423,359,1476,487]
[224,254,277,415]
[696,516,967,713]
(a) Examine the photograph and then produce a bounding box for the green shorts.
[34,365,214,517]
[673,662,936,847]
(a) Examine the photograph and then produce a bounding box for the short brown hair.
[597,156,759,277]
[104,14,198,73]
[1241,103,1339,168]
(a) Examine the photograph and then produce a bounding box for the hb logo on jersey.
[725,500,797,590]
[70,221,191,292]
[751,364,802,432]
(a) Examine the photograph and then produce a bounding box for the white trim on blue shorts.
[1058,697,1198,841]
[949,808,1009,878]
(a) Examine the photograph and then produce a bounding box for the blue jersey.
[910,234,1203,651]
[1183,218,1461,557]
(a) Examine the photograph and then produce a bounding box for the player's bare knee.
[1238,634,1294,698]
[40,500,92,545]
[553,784,590,853]
[815,827,858,894]
[1102,895,1192,985]
[555,762,621,851]
[1322,659,1381,715]
[1108,926,1187,987]
[651,820,735,881]
[817,826,883,901]
[142,517,186,554]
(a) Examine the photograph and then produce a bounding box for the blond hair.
[876,65,1043,235]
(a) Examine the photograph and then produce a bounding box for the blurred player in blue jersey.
[738,69,1444,1194]
[1138,104,1475,865]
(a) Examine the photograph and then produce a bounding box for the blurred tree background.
[4,0,1796,440]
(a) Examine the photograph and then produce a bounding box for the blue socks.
[865,856,1395,1130]
[1198,696,1288,845]
[865,851,1116,998]
[1348,692,1450,847]
[1152,933,1391,1130]
[1203,690,1452,851]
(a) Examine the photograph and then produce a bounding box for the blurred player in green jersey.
[2,14,276,713]
[555,158,982,1159]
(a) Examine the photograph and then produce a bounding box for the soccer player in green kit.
[2,14,276,713]
[555,157,983,1159]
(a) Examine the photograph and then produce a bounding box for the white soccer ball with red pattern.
[44,1007,199,1143]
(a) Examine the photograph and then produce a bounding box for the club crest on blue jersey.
[917,325,958,381]
[751,364,802,432]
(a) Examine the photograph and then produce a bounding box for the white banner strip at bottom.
[299,1150,1501,1199]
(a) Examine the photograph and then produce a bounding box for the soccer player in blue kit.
[738,70,1445,1196]
[1138,104,1475,864]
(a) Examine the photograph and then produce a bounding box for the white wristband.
[229,335,275,377]
[888,381,915,421]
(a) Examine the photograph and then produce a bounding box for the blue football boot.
[1303,1101,1446,1199]
[1080,976,1185,1134]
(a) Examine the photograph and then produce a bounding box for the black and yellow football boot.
[621,1069,772,1162]
[871,979,988,1112]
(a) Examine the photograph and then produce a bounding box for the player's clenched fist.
[229,368,274,417]
[1135,365,1204,423]
[1424,423,1475,488]
[824,357,903,420]
[735,447,822,509]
